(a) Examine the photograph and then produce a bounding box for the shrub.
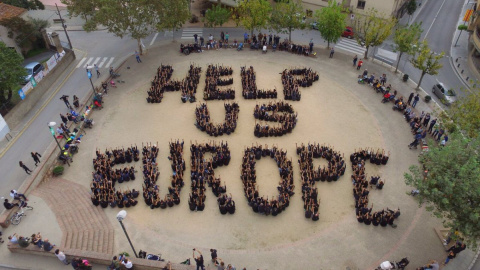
[52,166,64,176]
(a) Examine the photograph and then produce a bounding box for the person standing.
[329,47,335,58]
[244,32,248,43]
[353,55,358,67]
[210,249,218,262]
[309,39,314,53]
[357,59,363,70]
[135,51,142,63]
[73,95,80,108]
[55,249,70,265]
[200,36,204,47]
[412,94,420,108]
[194,33,198,43]
[19,161,32,175]
[94,64,100,78]
[31,152,42,166]
[407,92,414,105]
[193,248,205,270]
[380,74,387,85]
[122,258,134,269]
[59,95,70,108]
[225,32,229,43]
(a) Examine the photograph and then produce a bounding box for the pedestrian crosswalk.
[76,57,115,69]
[334,38,366,56]
[181,28,203,40]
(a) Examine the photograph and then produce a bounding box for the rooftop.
[0,3,27,20]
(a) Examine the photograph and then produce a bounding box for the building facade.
[301,0,410,19]
[0,3,27,55]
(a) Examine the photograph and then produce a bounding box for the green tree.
[406,0,417,16]
[313,0,346,49]
[85,0,165,54]
[0,42,28,104]
[392,22,422,72]
[447,88,480,138]
[235,0,272,37]
[204,5,231,29]
[353,8,396,59]
[0,17,49,55]
[60,0,97,22]
[269,0,305,42]
[404,132,480,248]
[3,0,44,10]
[156,0,190,40]
[410,40,444,90]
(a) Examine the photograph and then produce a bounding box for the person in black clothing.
[31,152,42,166]
[19,161,32,175]
[59,95,70,108]
[210,249,217,262]
[3,198,19,209]
[193,249,205,270]
[407,92,414,105]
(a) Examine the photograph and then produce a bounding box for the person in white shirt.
[54,249,70,265]
[10,190,27,201]
[122,258,133,269]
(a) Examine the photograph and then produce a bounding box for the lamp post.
[116,210,138,258]
[55,3,73,50]
[86,68,96,92]
[48,122,70,167]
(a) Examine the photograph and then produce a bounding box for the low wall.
[4,50,76,130]
[8,243,198,270]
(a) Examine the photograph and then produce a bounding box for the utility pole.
[55,3,73,50]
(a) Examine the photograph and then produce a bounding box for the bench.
[53,18,65,23]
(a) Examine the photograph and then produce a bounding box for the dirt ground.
[61,42,446,270]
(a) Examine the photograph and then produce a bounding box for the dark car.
[23,62,44,84]
[342,27,354,39]
[432,83,456,105]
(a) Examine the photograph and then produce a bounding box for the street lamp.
[48,122,70,167]
[86,68,96,92]
[116,210,138,258]
[55,3,72,50]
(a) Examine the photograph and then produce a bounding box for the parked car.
[342,26,354,38]
[23,62,44,84]
[432,83,456,105]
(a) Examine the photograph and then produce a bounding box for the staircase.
[32,178,114,254]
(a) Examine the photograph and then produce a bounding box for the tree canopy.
[406,0,417,16]
[269,0,305,41]
[204,4,231,29]
[409,39,444,89]
[314,0,346,49]
[392,22,422,72]
[0,42,27,104]
[0,16,49,55]
[447,89,480,138]
[235,0,272,37]
[60,0,97,22]
[353,8,396,59]
[3,0,44,10]
[404,132,480,248]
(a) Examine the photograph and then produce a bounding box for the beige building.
[302,0,410,19]
[0,3,28,55]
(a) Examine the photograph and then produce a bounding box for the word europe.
[91,142,400,226]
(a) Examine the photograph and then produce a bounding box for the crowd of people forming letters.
[350,149,400,227]
[189,142,234,214]
[240,66,278,99]
[253,101,297,138]
[195,102,239,137]
[281,68,319,101]
[241,145,294,216]
[146,64,201,104]
[204,64,235,100]
[296,143,347,221]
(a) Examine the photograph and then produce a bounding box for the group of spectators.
[241,146,294,216]
[189,142,234,213]
[143,141,186,209]
[204,65,235,100]
[281,68,319,101]
[350,149,400,227]
[195,102,240,137]
[146,64,202,104]
[278,41,314,57]
[240,66,278,99]
[91,146,140,208]
[253,101,297,137]
[296,143,347,221]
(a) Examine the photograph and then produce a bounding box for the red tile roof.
[0,3,27,20]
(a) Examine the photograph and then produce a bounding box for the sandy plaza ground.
[6,41,456,270]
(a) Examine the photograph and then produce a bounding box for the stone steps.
[32,178,114,254]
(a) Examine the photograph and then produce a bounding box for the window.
[357,0,366,9]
